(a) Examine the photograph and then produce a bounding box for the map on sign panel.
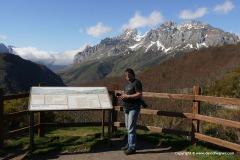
[28,87,113,111]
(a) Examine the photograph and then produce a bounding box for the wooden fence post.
[38,111,45,138]
[29,112,34,154]
[101,110,105,138]
[192,86,200,146]
[0,88,4,148]
[108,109,112,146]
[38,83,45,138]
[112,84,118,132]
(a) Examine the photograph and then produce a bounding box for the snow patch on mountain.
[129,43,140,50]
[196,42,208,49]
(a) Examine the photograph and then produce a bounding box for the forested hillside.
[205,66,240,98]
[0,53,65,94]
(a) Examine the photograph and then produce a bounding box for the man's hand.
[118,92,142,100]
[120,94,129,100]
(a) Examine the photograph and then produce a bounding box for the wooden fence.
[0,88,30,147]
[0,86,240,152]
[111,86,240,152]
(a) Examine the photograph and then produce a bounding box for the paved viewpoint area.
[24,138,196,160]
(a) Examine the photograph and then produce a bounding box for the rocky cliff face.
[73,29,139,63]
[151,21,238,50]
[73,21,239,64]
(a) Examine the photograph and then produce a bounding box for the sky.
[0,0,240,65]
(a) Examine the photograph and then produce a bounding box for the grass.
[0,126,108,159]
[0,127,239,160]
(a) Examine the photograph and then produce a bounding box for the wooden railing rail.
[195,95,240,105]
[113,106,240,129]
[3,92,30,101]
[4,110,29,119]
[115,90,195,100]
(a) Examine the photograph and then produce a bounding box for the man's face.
[125,72,134,82]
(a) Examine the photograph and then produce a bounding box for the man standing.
[117,68,142,155]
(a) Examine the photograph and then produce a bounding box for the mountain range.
[58,20,239,85]
[1,20,239,92]
[74,21,239,63]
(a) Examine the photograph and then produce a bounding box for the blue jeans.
[125,104,141,150]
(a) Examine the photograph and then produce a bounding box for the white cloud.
[0,34,7,39]
[179,7,208,19]
[86,23,112,37]
[122,11,164,30]
[53,45,87,65]
[12,45,87,66]
[12,47,56,61]
[213,1,234,14]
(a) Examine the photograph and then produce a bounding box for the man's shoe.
[121,144,129,151]
[124,147,136,155]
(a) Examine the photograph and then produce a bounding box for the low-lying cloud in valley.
[12,45,87,66]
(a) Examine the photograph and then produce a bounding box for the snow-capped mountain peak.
[117,29,138,40]
[74,20,239,64]
[178,21,210,30]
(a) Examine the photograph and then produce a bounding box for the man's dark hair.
[125,68,135,77]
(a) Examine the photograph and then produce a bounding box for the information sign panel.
[28,87,113,111]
